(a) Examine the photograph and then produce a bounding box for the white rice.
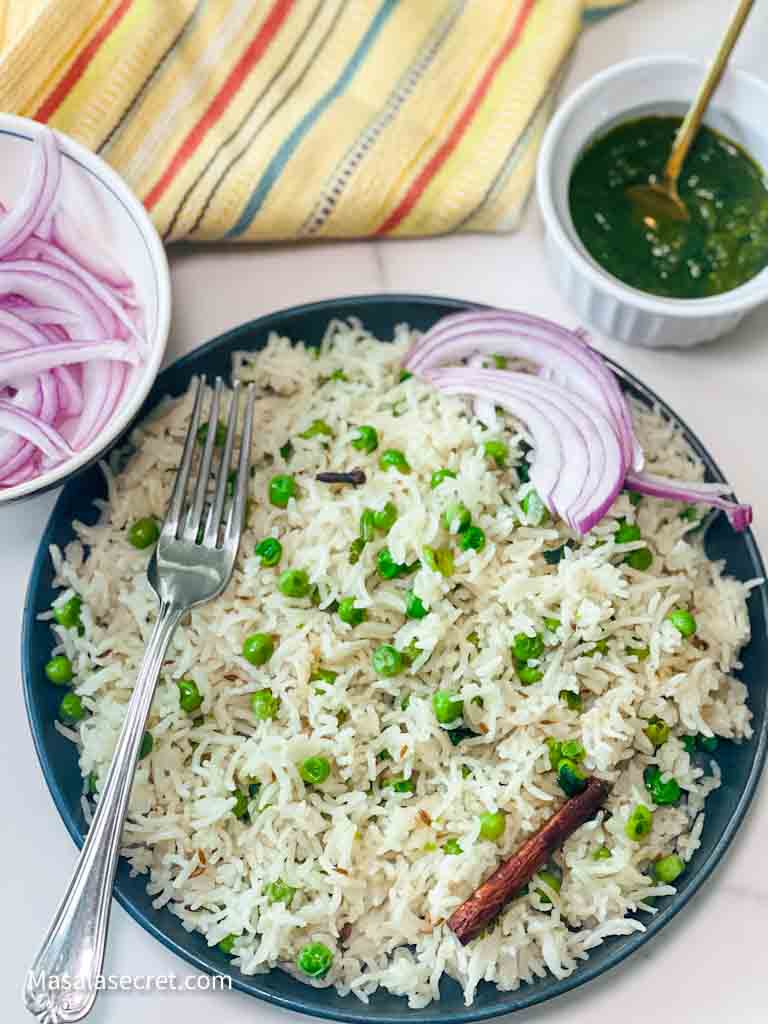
[46,319,755,1007]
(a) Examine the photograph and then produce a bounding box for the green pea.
[653,854,685,883]
[459,525,486,552]
[351,425,379,453]
[625,547,653,571]
[296,942,333,978]
[376,548,401,579]
[479,811,506,842]
[255,538,282,566]
[177,679,202,713]
[310,668,338,690]
[432,690,464,725]
[536,869,562,904]
[139,731,153,760]
[299,419,333,439]
[269,474,297,508]
[422,545,454,577]
[431,468,457,489]
[250,688,280,720]
[442,502,471,534]
[483,440,508,467]
[443,838,463,855]
[379,449,411,474]
[232,790,249,819]
[561,740,585,762]
[372,644,404,677]
[405,589,428,620]
[279,440,294,462]
[667,608,697,637]
[512,632,544,663]
[557,758,587,797]
[53,595,82,630]
[517,664,544,685]
[349,537,366,564]
[338,597,366,626]
[614,519,642,544]
[59,692,85,722]
[682,735,697,755]
[359,509,376,544]
[45,655,73,685]
[520,490,549,525]
[265,879,296,906]
[278,569,311,598]
[625,803,654,841]
[547,738,563,771]
[197,420,227,447]
[218,934,237,955]
[242,632,275,666]
[128,516,160,550]
[644,717,670,749]
[373,501,398,533]
[559,689,582,711]
[627,643,650,660]
[593,846,612,861]
[388,775,415,793]
[698,734,719,753]
[644,766,681,806]
[299,756,331,785]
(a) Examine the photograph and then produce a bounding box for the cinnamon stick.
[448,777,610,944]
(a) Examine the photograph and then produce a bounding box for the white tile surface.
[6,0,768,1021]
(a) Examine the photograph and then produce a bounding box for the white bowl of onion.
[0,113,170,503]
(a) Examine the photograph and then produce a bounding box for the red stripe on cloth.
[143,0,295,212]
[35,0,134,123]
[374,0,536,236]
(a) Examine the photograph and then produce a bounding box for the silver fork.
[24,376,256,1023]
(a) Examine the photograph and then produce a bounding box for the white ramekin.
[536,56,768,348]
[0,113,170,503]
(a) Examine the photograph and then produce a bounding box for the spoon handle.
[665,0,755,187]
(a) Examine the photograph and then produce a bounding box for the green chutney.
[568,116,768,300]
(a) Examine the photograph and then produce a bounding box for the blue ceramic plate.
[22,296,768,1022]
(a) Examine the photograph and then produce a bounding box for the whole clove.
[316,469,366,486]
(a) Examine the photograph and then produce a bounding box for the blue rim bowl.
[22,295,768,1022]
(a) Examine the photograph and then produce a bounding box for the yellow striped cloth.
[0,0,632,243]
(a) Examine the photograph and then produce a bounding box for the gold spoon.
[626,0,755,224]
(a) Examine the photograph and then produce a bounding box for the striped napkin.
[0,0,632,243]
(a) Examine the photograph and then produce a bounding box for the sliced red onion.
[0,126,61,258]
[0,339,138,381]
[20,238,144,347]
[406,310,641,473]
[0,125,145,487]
[0,398,72,457]
[625,471,752,532]
[426,367,624,534]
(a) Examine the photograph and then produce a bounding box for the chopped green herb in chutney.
[569,116,768,300]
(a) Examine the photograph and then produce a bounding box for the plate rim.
[21,293,768,1023]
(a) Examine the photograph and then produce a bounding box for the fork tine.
[226,384,256,543]
[164,375,206,538]
[183,377,223,541]
[203,381,241,545]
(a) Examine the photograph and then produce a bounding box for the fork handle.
[24,600,183,1023]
